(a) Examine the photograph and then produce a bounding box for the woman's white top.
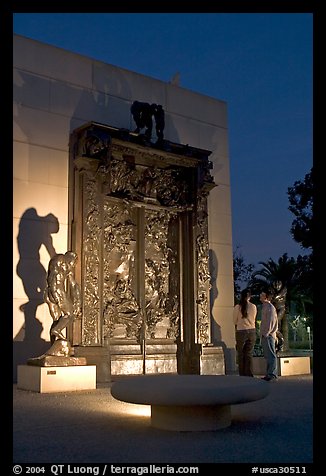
[233,302,257,330]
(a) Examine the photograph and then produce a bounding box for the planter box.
[252,356,311,376]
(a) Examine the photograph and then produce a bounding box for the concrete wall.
[13,34,235,379]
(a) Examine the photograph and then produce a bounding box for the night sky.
[13,12,313,268]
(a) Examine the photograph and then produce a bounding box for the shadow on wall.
[209,248,234,373]
[14,64,181,146]
[209,248,220,341]
[70,64,180,145]
[13,208,59,381]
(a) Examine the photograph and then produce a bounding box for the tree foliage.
[233,246,255,303]
[249,254,310,305]
[287,168,313,249]
[248,253,313,350]
[293,253,313,325]
[231,169,314,349]
[287,169,313,327]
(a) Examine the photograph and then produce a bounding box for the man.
[44,251,82,344]
[260,289,278,381]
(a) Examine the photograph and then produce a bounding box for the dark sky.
[13,13,313,268]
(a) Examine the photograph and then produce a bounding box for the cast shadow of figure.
[14,208,59,378]
[209,249,233,373]
[209,249,221,341]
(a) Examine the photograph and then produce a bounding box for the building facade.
[13,34,235,381]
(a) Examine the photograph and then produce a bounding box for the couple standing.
[233,288,278,381]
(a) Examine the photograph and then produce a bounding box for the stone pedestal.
[278,356,311,376]
[73,346,110,382]
[252,356,311,376]
[74,340,178,381]
[200,345,225,375]
[17,365,96,393]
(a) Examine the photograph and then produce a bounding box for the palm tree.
[249,253,308,351]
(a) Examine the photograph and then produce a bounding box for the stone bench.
[111,374,269,431]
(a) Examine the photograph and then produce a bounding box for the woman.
[233,289,257,376]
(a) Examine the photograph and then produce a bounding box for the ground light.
[116,401,151,418]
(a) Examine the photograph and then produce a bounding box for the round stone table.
[111,374,270,431]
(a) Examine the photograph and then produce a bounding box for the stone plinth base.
[17,365,96,393]
[74,340,178,381]
[73,342,225,380]
[73,346,110,383]
[110,339,178,376]
[111,353,177,376]
[200,345,225,375]
[252,356,311,376]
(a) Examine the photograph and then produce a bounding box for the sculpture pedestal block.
[200,345,225,375]
[17,365,96,393]
[74,340,179,381]
[252,356,311,376]
[278,356,311,376]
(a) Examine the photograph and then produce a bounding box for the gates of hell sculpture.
[68,121,225,380]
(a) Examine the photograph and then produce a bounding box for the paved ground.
[12,374,313,465]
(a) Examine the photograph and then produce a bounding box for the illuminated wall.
[13,34,235,379]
